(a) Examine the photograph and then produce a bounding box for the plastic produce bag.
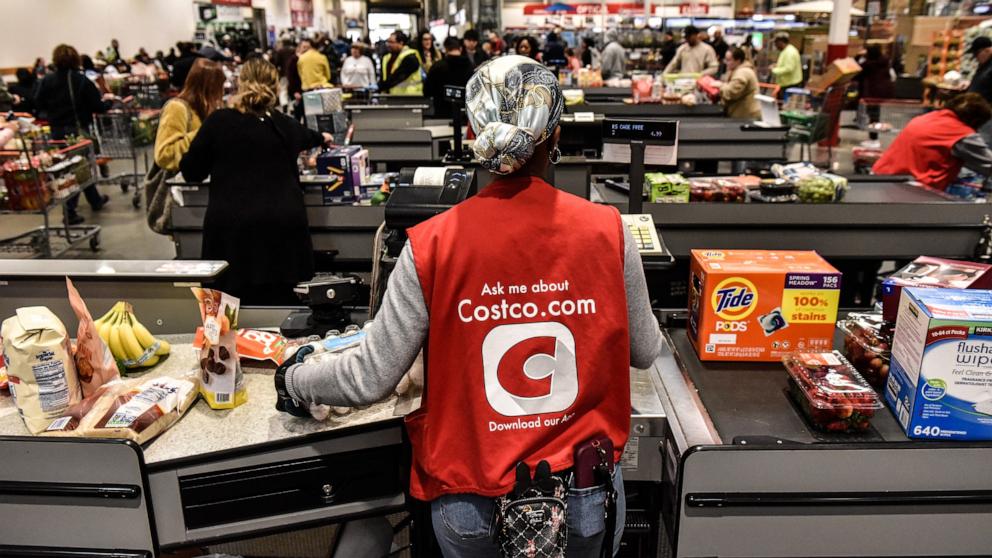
[42,376,197,444]
[66,278,120,396]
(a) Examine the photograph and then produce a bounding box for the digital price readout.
[602,120,678,145]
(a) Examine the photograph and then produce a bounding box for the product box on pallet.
[303,88,343,116]
[688,250,841,361]
[887,287,992,440]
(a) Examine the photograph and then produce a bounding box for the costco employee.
[277,55,662,557]
[379,31,423,95]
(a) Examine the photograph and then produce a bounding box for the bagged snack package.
[192,327,291,365]
[192,288,246,409]
[66,278,120,396]
[1,307,82,434]
[43,376,197,444]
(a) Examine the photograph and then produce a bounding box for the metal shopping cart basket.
[92,98,160,208]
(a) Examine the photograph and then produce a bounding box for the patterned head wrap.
[466,55,564,175]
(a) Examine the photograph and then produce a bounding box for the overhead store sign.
[679,2,710,14]
[212,0,252,7]
[522,3,644,15]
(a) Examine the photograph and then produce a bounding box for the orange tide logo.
[711,277,759,320]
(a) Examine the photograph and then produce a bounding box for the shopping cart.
[92,98,160,208]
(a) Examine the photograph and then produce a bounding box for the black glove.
[274,345,315,418]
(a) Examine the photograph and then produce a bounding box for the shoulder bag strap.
[65,72,86,135]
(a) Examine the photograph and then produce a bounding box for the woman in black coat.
[180,58,330,305]
[35,44,113,225]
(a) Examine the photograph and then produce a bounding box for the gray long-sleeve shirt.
[286,228,664,407]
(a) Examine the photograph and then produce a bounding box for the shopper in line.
[856,44,895,126]
[543,31,568,67]
[0,79,15,112]
[601,30,627,79]
[664,25,719,76]
[566,47,583,71]
[379,31,424,95]
[708,26,729,73]
[873,92,992,191]
[581,36,601,68]
[415,30,442,73]
[170,42,203,89]
[740,34,759,62]
[298,38,332,90]
[340,43,376,89]
[35,44,113,225]
[515,35,541,61]
[423,36,475,118]
[147,58,225,234]
[463,29,490,69]
[10,68,38,115]
[179,58,331,304]
[659,31,678,68]
[278,55,663,558]
[967,36,992,104]
[286,43,304,120]
[716,48,761,120]
[105,39,121,63]
[770,33,803,91]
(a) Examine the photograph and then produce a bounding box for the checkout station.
[3,102,992,558]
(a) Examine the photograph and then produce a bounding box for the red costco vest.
[873,109,975,191]
[406,176,631,501]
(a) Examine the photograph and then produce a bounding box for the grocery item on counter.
[888,288,992,441]
[795,173,848,203]
[193,327,297,365]
[689,178,747,203]
[688,250,841,362]
[66,278,120,396]
[95,301,172,370]
[749,179,797,203]
[880,256,992,323]
[43,376,197,444]
[1,307,82,434]
[192,288,246,409]
[784,351,882,433]
[646,173,689,203]
[838,312,893,389]
[771,162,820,182]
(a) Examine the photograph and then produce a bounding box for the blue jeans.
[431,468,625,558]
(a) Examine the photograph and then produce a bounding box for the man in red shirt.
[276,56,662,557]
[874,93,992,191]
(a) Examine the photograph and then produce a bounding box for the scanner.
[280,274,369,337]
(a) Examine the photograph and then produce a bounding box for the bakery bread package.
[66,277,121,396]
[1,307,82,434]
[43,376,197,444]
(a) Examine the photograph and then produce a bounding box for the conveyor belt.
[666,327,909,444]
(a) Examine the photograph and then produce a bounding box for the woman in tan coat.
[717,47,761,120]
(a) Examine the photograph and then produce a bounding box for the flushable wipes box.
[887,287,992,440]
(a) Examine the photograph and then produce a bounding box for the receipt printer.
[383,167,477,256]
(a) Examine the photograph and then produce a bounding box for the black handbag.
[496,461,568,558]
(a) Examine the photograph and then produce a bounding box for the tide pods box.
[688,250,841,361]
[887,287,992,440]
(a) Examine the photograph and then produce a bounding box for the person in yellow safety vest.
[380,31,423,95]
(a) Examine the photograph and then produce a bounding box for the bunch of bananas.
[95,301,171,369]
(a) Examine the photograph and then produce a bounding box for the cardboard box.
[881,257,992,323]
[688,250,841,361]
[887,287,992,440]
[806,57,862,91]
[303,88,343,116]
[305,111,348,134]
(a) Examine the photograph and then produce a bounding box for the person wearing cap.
[601,29,628,80]
[275,55,663,557]
[771,33,803,90]
[664,25,719,76]
[967,36,992,104]
[340,42,375,89]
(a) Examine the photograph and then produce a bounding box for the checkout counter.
[652,316,992,557]
[0,262,667,556]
